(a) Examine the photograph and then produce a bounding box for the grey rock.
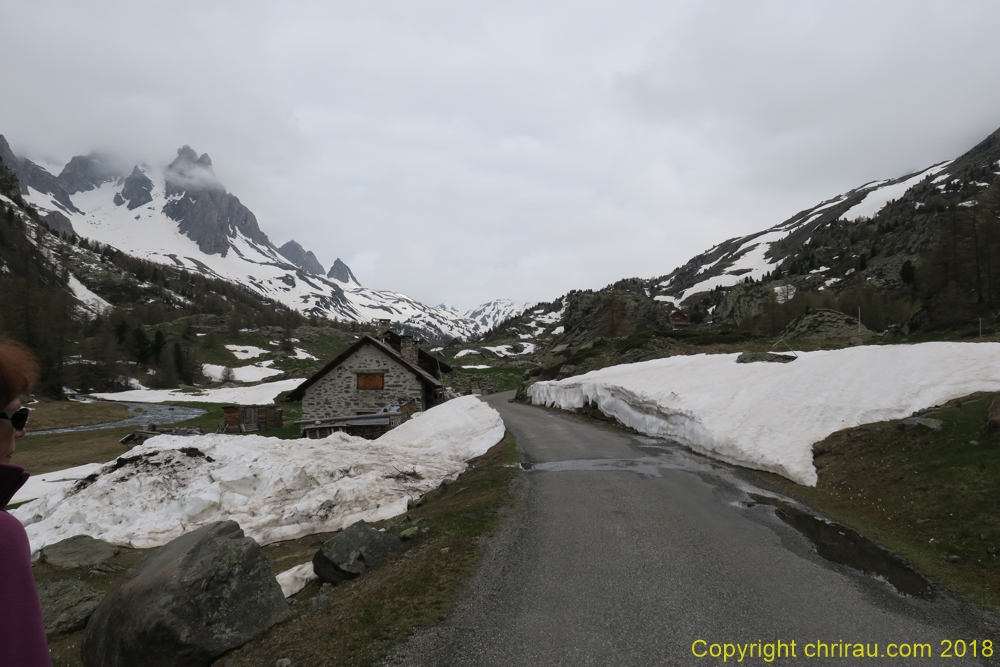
[946,554,962,564]
[735,352,796,364]
[780,308,872,341]
[81,521,288,667]
[57,152,122,194]
[40,535,119,569]
[113,192,125,206]
[276,659,292,667]
[898,417,943,432]
[312,520,404,585]
[987,398,1000,432]
[121,166,153,210]
[311,594,329,610]
[43,210,75,237]
[162,146,273,256]
[0,134,81,212]
[277,240,325,275]
[327,258,360,285]
[37,579,102,638]
[555,365,577,380]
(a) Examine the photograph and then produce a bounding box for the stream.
[27,402,208,436]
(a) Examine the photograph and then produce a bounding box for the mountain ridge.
[1,135,518,341]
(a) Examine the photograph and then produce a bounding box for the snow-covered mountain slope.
[463,298,527,332]
[9,140,506,340]
[650,160,953,307]
[488,123,1000,344]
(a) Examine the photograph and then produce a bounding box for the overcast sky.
[4,1,1000,311]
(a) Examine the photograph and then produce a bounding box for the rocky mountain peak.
[0,134,79,213]
[165,145,223,196]
[327,258,360,285]
[57,152,122,194]
[277,240,325,275]
[117,166,153,210]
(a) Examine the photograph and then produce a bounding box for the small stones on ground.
[276,659,292,667]
[440,547,450,554]
[311,595,329,610]
[421,527,430,534]
[225,659,234,667]
[400,526,420,539]
[946,555,962,564]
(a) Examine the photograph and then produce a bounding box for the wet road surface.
[388,392,998,666]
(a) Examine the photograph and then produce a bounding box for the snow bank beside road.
[13,396,504,557]
[529,342,1000,486]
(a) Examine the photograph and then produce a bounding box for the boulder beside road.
[37,580,102,638]
[313,520,404,584]
[80,521,288,667]
[40,535,119,569]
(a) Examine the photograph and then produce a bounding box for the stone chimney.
[400,336,418,366]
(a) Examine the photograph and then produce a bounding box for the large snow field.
[13,396,505,558]
[90,377,304,404]
[529,342,1000,486]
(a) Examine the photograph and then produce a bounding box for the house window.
[357,373,384,390]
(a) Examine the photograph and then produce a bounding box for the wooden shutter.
[357,373,384,390]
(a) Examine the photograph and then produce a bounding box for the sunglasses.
[0,407,29,430]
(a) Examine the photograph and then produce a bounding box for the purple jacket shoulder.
[0,463,52,667]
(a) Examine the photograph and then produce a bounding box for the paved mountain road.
[387,392,997,666]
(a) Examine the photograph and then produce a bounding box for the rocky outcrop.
[735,351,796,364]
[278,240,325,275]
[43,210,75,237]
[0,134,80,212]
[312,520,404,584]
[780,309,873,340]
[120,166,153,210]
[162,146,273,256]
[57,153,122,194]
[37,580,102,638]
[80,521,288,667]
[40,535,119,569]
[327,258,360,285]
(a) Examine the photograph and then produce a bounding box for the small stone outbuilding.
[286,334,451,438]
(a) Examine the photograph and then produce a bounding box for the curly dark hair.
[0,340,39,407]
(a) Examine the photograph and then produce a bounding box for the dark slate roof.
[285,335,442,401]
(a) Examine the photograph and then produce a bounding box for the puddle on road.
[518,434,934,600]
[749,495,934,599]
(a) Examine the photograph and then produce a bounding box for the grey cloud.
[3,1,1000,309]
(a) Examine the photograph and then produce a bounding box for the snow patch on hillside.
[529,343,1000,486]
[91,378,303,404]
[840,162,951,222]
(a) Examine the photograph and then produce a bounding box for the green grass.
[750,392,1000,611]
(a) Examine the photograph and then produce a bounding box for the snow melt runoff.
[14,396,505,558]
[529,342,1000,486]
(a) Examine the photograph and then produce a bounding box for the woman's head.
[0,340,38,463]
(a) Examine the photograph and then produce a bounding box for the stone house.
[286,334,451,437]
